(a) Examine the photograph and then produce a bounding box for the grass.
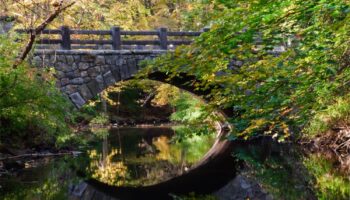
[306,95,350,137]
[304,155,350,200]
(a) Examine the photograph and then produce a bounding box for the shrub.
[0,34,73,148]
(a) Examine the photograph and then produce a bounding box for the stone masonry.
[32,50,167,108]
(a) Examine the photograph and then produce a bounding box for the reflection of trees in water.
[88,146,128,186]
[87,128,215,186]
[0,157,78,199]
[152,135,188,173]
[137,138,158,157]
[130,160,181,186]
[88,125,129,186]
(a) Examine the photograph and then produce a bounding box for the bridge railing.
[17,26,209,50]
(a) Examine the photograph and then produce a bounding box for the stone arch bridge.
[27,26,213,108]
[28,26,280,108]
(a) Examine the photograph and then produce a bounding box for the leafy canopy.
[146,0,350,139]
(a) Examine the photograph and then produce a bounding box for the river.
[0,126,218,199]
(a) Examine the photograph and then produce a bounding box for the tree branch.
[0,1,75,99]
[13,0,75,69]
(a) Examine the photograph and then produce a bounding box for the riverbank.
[0,148,81,176]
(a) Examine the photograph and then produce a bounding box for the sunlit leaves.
[146,0,350,140]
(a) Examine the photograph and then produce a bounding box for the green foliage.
[306,95,350,137]
[89,113,109,138]
[170,92,209,124]
[171,126,215,163]
[90,113,109,126]
[164,89,218,140]
[145,0,350,140]
[71,102,99,124]
[152,83,180,106]
[4,0,212,31]
[304,155,350,200]
[172,125,214,141]
[0,34,73,147]
[235,144,350,200]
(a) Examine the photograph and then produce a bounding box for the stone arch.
[32,50,168,108]
[32,50,227,113]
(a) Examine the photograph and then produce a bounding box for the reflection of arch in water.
[72,137,278,200]
[76,101,235,199]
[73,126,234,200]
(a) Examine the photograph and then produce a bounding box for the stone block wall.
[32,50,166,108]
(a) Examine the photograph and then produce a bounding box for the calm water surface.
[0,127,215,199]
